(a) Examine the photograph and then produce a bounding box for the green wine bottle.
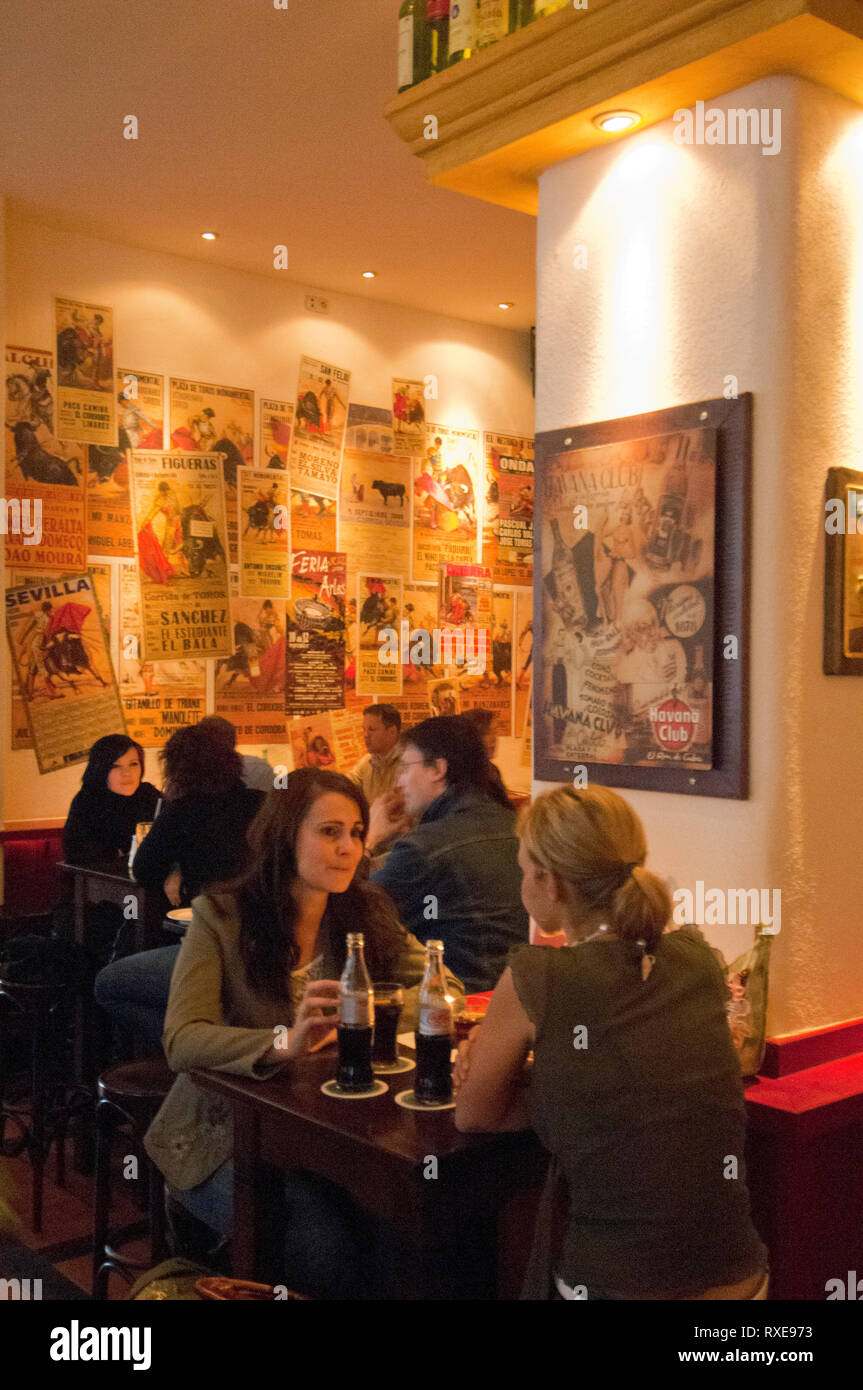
[398,0,430,91]
[448,0,477,64]
[427,0,450,73]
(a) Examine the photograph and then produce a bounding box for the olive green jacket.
[144,891,463,1190]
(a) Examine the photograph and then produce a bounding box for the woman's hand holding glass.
[264,980,342,1063]
[453,1024,482,1093]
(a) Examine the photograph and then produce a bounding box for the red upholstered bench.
[0,829,65,920]
[744,1019,863,1300]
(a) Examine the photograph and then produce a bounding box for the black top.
[62,781,161,865]
[512,932,767,1297]
[131,784,265,903]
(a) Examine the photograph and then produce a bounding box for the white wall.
[535,76,863,1035]
[3,213,534,824]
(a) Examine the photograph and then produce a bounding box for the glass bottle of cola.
[337,932,374,1090]
[415,940,454,1103]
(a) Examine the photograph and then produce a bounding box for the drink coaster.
[394,1088,455,1112]
[372,1056,415,1075]
[320,1079,388,1100]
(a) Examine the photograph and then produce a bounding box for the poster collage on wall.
[4,304,534,775]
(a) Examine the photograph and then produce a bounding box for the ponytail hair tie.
[635,937,655,982]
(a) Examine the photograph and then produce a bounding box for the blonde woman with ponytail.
[454,785,768,1302]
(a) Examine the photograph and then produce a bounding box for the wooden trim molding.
[384,0,863,214]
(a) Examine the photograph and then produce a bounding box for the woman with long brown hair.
[454,784,768,1301]
[144,767,463,1298]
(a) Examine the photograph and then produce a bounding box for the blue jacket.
[370,787,529,993]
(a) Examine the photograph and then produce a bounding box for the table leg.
[231,1103,263,1280]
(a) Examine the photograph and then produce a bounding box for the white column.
[535,76,863,1034]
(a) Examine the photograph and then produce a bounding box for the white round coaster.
[393,1088,456,1113]
[372,1056,415,1075]
[320,1079,388,1100]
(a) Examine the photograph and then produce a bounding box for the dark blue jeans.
[172,1162,381,1299]
[94,945,180,1048]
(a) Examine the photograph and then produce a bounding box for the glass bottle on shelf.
[476,0,513,49]
[398,0,430,91]
[427,0,450,73]
[532,0,571,17]
[448,0,477,64]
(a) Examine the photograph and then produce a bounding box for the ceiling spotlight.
[592,110,640,134]
[201,231,218,240]
[362,270,376,278]
[498,301,514,309]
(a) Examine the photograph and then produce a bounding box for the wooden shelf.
[383,0,863,214]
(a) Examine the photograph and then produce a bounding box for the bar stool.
[0,973,90,1233]
[92,1058,174,1299]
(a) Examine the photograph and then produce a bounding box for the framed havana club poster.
[533,394,751,798]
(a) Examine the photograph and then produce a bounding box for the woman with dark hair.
[94,724,264,1047]
[56,735,160,961]
[454,785,768,1302]
[62,734,159,864]
[131,723,263,905]
[368,716,528,993]
[143,768,463,1297]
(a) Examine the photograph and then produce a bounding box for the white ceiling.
[0,0,536,331]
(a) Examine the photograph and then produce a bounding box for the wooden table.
[59,859,166,953]
[192,1051,546,1300]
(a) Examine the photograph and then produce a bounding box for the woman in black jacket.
[131,723,264,904]
[62,734,160,864]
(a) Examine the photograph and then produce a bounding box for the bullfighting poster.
[237,467,290,599]
[288,710,365,775]
[513,587,533,739]
[387,582,438,725]
[214,573,287,743]
[356,574,402,698]
[87,368,164,558]
[482,431,534,586]
[288,356,350,500]
[290,487,337,553]
[169,377,254,564]
[260,397,293,469]
[339,447,411,589]
[129,451,231,661]
[9,564,110,750]
[458,588,514,736]
[391,378,426,458]
[117,560,206,746]
[54,298,116,445]
[285,550,346,715]
[5,571,124,773]
[536,427,716,776]
[412,424,479,583]
[5,345,88,572]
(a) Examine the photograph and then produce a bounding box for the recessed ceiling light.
[201,231,218,240]
[498,301,514,309]
[362,270,376,278]
[592,111,641,134]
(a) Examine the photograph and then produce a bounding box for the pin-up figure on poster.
[537,428,716,777]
